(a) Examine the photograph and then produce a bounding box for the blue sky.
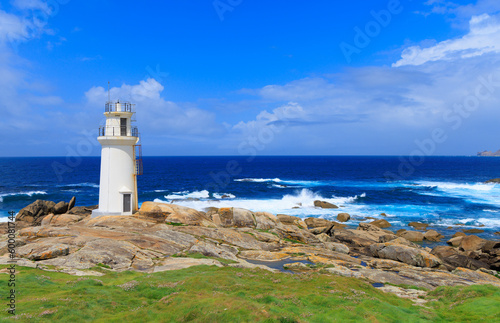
[1,0,500,156]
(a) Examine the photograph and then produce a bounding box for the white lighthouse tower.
[92,99,142,217]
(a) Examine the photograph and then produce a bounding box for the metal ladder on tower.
[134,144,143,175]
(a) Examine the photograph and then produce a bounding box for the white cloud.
[394,14,500,67]
[85,79,223,138]
[0,10,29,43]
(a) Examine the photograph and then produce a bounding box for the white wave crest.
[235,178,282,183]
[213,193,236,199]
[0,191,47,203]
[154,189,368,218]
[235,178,322,187]
[164,190,210,200]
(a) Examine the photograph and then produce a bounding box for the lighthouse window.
[123,194,131,213]
[120,118,127,136]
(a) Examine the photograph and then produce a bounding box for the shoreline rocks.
[5,199,500,289]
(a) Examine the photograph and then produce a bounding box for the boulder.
[53,201,69,215]
[481,240,500,254]
[304,217,332,228]
[431,246,489,270]
[408,222,428,230]
[447,236,464,247]
[313,200,338,209]
[231,208,257,228]
[254,212,279,230]
[67,205,97,216]
[370,242,442,268]
[452,232,466,238]
[139,202,214,227]
[459,235,486,252]
[370,219,391,229]
[68,196,76,210]
[337,213,350,222]
[398,231,424,242]
[277,214,307,230]
[424,230,444,242]
[16,200,56,226]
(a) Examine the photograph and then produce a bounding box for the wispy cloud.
[394,14,500,67]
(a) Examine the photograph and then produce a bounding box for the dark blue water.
[1,156,499,240]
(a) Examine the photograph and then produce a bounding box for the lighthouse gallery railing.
[99,125,139,137]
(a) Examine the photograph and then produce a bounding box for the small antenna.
[107,81,110,103]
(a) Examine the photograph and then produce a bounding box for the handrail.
[105,102,135,113]
[99,125,139,137]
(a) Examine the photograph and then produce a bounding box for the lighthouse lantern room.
[92,100,142,217]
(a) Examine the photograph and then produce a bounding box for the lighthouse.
[92,100,142,217]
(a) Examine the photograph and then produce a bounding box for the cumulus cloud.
[394,14,500,67]
[85,79,223,138]
[235,52,500,155]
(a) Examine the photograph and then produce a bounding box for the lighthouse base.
[91,209,133,218]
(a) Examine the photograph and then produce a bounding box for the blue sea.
[1,156,499,241]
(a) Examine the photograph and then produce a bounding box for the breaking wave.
[0,191,47,203]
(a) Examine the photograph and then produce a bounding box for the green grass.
[1,265,499,322]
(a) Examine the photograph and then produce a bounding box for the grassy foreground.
[1,264,499,322]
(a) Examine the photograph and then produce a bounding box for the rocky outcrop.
[313,200,338,209]
[16,200,56,225]
[370,241,442,268]
[277,214,307,229]
[4,200,500,291]
[15,197,78,226]
[41,213,89,227]
[139,202,214,226]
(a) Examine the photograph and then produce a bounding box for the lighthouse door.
[120,118,127,136]
[123,194,131,213]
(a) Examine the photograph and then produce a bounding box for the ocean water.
[1,156,499,241]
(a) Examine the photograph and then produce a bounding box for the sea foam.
[0,191,47,203]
